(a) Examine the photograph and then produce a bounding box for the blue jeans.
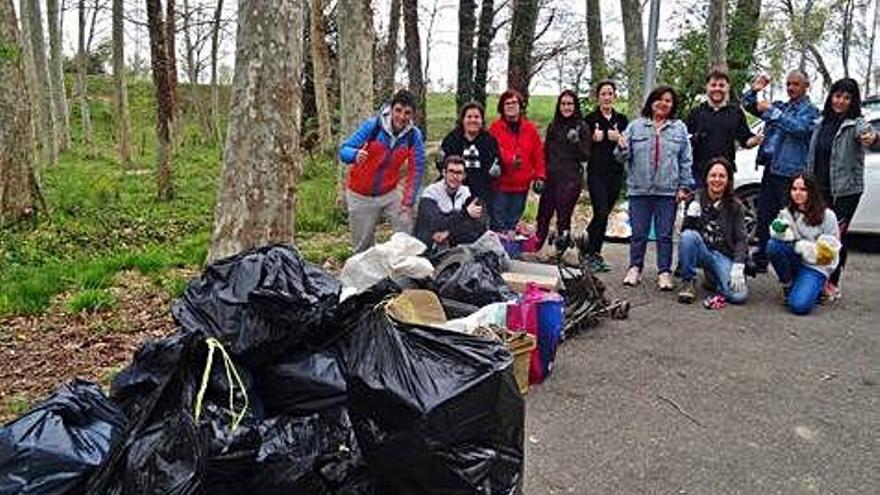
[491,192,528,232]
[754,171,791,264]
[767,239,826,315]
[678,230,748,303]
[628,195,676,272]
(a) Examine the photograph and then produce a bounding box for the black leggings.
[585,171,624,256]
[826,193,861,285]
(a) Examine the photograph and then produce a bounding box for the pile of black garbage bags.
[0,245,524,495]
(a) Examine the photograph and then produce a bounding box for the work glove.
[685,199,701,218]
[489,158,501,178]
[815,237,838,266]
[566,127,580,144]
[532,179,545,195]
[770,218,795,241]
[729,262,746,293]
[794,239,817,264]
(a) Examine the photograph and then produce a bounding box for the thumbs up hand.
[592,123,604,142]
[607,123,621,142]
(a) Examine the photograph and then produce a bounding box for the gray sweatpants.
[346,189,413,253]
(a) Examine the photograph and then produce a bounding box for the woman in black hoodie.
[438,102,500,205]
[536,89,591,247]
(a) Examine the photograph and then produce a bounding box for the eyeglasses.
[446,169,466,176]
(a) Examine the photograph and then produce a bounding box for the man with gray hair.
[742,69,819,272]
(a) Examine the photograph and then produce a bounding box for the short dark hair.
[442,154,466,171]
[496,88,524,115]
[595,80,617,95]
[705,68,730,83]
[641,86,680,119]
[457,101,486,129]
[822,77,862,120]
[390,89,417,109]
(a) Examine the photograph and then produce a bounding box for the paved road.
[523,240,879,494]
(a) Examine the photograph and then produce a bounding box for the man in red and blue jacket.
[339,89,426,252]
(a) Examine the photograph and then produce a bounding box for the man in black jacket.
[414,156,488,252]
[686,69,764,187]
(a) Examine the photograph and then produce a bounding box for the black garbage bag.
[334,307,525,495]
[0,379,127,495]
[434,249,516,307]
[258,349,348,416]
[172,244,342,367]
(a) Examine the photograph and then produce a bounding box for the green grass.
[68,289,118,313]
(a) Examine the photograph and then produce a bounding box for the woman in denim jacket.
[615,86,695,290]
[805,78,878,299]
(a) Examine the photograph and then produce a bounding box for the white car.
[734,110,880,241]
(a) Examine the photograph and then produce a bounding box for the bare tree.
[403,0,425,132]
[840,0,855,77]
[507,0,540,105]
[113,0,132,166]
[379,0,401,102]
[26,0,59,166]
[77,0,93,144]
[310,0,333,147]
[17,0,42,158]
[457,0,477,108]
[46,0,70,150]
[210,0,224,142]
[421,0,442,89]
[866,0,879,94]
[208,0,303,262]
[708,0,728,70]
[619,0,645,115]
[146,0,174,200]
[585,0,605,84]
[166,0,178,129]
[1,0,39,223]
[473,0,500,106]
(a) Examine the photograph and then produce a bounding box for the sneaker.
[623,266,642,287]
[823,281,841,302]
[702,294,727,310]
[588,254,611,273]
[678,279,696,304]
[657,272,674,291]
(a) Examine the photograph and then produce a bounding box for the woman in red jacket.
[488,89,546,233]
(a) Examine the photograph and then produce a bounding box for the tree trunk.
[402,0,425,133]
[707,0,727,70]
[309,0,332,147]
[18,0,42,157]
[210,0,223,142]
[46,0,70,150]
[585,0,606,84]
[379,0,401,103]
[181,0,197,83]
[507,0,540,107]
[619,0,645,116]
[26,0,59,166]
[473,0,494,106]
[866,0,879,94]
[208,0,303,262]
[840,0,854,78]
[457,0,477,109]
[1,0,39,223]
[338,0,375,208]
[727,0,761,96]
[166,0,178,131]
[807,44,832,90]
[112,0,132,166]
[146,0,174,200]
[643,0,660,97]
[77,0,93,144]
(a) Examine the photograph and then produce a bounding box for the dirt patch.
[0,270,186,423]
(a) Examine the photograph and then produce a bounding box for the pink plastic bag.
[506,283,562,384]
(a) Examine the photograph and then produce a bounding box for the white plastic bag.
[340,233,434,297]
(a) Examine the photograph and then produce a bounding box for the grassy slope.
[0,78,558,316]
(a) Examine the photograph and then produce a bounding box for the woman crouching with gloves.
[767,173,841,315]
[535,90,590,247]
[677,157,749,309]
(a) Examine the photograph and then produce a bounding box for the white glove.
[489,158,501,178]
[729,263,746,293]
[685,200,701,218]
[770,218,795,241]
[794,239,817,264]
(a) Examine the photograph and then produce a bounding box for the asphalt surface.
[522,239,879,494]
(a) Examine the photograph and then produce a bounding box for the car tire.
[736,185,760,245]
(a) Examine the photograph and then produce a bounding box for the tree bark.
[507,0,540,107]
[166,0,178,129]
[338,0,375,208]
[807,44,832,90]
[1,0,39,223]
[77,0,93,144]
[17,0,42,157]
[26,0,59,166]
[840,0,854,78]
[208,0,302,262]
[181,0,197,83]
[457,0,477,109]
[707,0,727,70]
[402,0,425,133]
[147,0,174,200]
[727,0,761,96]
[379,0,401,103]
[866,0,879,94]
[112,0,132,166]
[210,0,223,142]
[473,0,494,106]
[309,0,332,147]
[585,0,605,84]
[619,0,645,116]
[46,0,70,150]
